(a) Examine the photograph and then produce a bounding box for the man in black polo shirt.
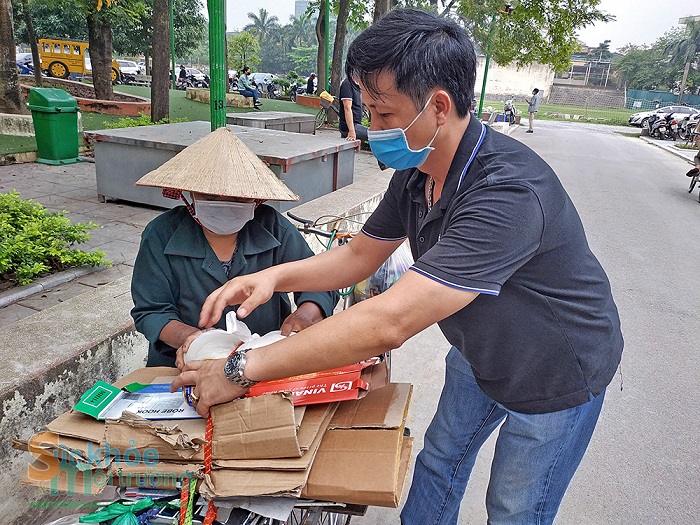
[177,9,623,525]
[338,76,367,141]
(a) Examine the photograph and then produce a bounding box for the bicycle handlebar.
[287,212,335,238]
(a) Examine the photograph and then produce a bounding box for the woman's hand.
[280,302,325,336]
[175,328,212,370]
[170,358,247,418]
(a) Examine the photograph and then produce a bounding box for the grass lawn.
[482,99,633,126]
[0,134,38,155]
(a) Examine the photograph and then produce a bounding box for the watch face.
[224,351,241,379]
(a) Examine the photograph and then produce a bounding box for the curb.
[0,145,91,167]
[639,136,696,165]
[0,265,107,309]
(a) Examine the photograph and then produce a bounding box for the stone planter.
[185,87,254,108]
[19,75,151,117]
[296,94,322,109]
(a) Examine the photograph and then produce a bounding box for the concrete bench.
[226,111,316,134]
[185,87,254,108]
[84,121,357,213]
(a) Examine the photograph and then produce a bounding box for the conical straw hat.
[135,127,299,202]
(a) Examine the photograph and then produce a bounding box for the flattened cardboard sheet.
[330,382,412,429]
[111,462,201,490]
[21,458,110,495]
[25,431,106,469]
[201,398,334,498]
[301,383,413,508]
[212,403,337,470]
[105,412,206,461]
[211,393,301,460]
[46,410,106,444]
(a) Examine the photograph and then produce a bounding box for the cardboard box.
[302,383,413,507]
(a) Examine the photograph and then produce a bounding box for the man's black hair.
[243,66,250,73]
[345,8,476,118]
[533,88,540,94]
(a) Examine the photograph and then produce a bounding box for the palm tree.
[245,8,279,43]
[288,13,314,48]
[665,18,700,103]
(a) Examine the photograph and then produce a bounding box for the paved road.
[359,120,700,524]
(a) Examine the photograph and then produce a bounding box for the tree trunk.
[21,0,42,86]
[144,49,150,76]
[0,0,26,114]
[151,0,170,121]
[373,0,390,24]
[328,0,350,123]
[87,12,114,101]
[315,3,325,91]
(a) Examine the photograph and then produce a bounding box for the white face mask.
[194,199,256,235]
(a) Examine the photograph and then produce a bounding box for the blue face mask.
[367,93,440,170]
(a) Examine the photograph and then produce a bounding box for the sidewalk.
[639,135,698,165]
[0,128,387,329]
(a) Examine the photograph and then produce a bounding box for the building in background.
[295,0,311,19]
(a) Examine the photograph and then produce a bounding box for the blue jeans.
[239,88,259,103]
[401,347,605,525]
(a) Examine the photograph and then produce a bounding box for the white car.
[186,68,206,82]
[250,72,278,91]
[117,60,141,76]
[628,105,699,128]
[16,52,33,66]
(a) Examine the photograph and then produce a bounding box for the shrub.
[0,191,109,285]
[103,114,188,129]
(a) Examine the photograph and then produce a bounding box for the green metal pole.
[477,45,491,119]
[324,0,330,91]
[477,14,497,120]
[208,0,227,130]
[170,0,176,89]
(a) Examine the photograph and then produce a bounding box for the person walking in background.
[237,66,262,110]
[306,73,316,95]
[526,88,542,133]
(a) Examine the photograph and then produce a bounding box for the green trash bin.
[27,87,81,165]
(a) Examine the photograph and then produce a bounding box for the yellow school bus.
[39,38,120,82]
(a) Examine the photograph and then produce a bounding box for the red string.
[202,416,218,525]
[179,476,189,525]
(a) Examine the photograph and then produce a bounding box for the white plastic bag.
[354,242,413,302]
[185,312,285,363]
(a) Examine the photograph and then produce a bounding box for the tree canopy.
[456,0,613,72]
[614,27,700,92]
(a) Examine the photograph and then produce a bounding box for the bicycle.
[315,96,340,131]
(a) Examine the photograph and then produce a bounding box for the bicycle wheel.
[286,508,351,524]
[689,174,699,193]
[315,107,328,130]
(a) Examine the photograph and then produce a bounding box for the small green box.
[27,87,80,165]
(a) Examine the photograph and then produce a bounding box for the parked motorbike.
[677,114,699,142]
[648,113,677,140]
[17,62,34,75]
[503,98,516,125]
[289,81,306,103]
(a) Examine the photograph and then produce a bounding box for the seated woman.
[131,127,338,368]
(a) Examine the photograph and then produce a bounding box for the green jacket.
[131,205,339,367]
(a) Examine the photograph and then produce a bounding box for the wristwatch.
[224,348,258,388]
